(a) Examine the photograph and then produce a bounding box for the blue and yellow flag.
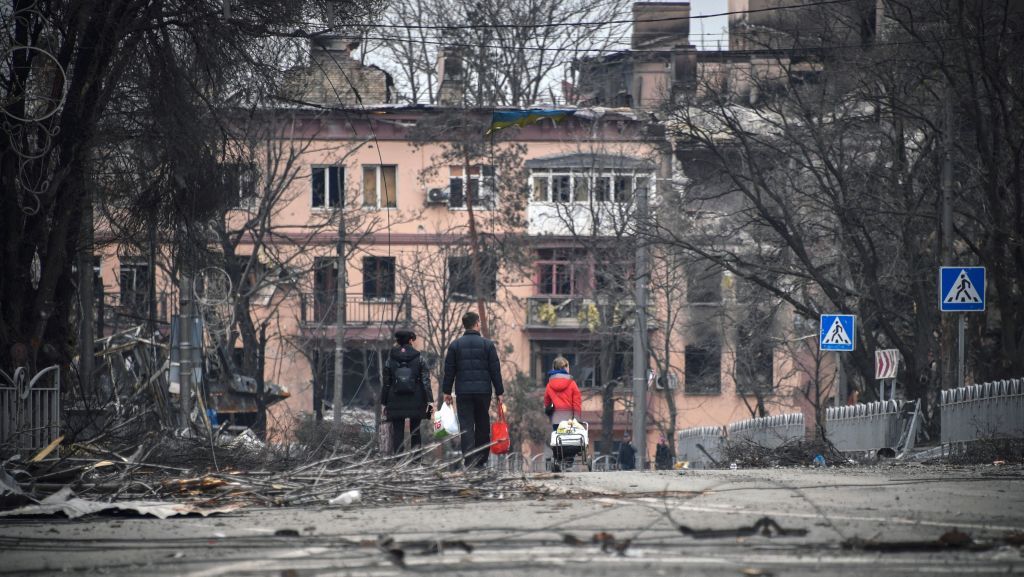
[486,109,574,135]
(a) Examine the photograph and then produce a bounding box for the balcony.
[300,293,412,327]
[526,296,637,331]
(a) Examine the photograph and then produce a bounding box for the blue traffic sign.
[820,314,855,352]
[939,267,985,312]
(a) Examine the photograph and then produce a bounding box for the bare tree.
[368,0,631,105]
[0,0,376,379]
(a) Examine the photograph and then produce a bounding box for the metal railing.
[0,365,61,454]
[941,378,1024,444]
[592,454,619,471]
[488,452,528,474]
[300,292,412,326]
[825,400,908,452]
[678,425,725,468]
[525,296,637,329]
[727,412,805,449]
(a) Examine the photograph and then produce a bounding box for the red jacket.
[543,371,582,415]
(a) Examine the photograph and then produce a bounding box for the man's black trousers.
[456,394,491,468]
[390,418,422,455]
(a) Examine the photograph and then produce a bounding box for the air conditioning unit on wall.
[426,187,449,204]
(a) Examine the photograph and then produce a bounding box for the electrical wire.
[315,0,859,32]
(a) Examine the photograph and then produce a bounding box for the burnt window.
[686,262,722,304]
[684,340,721,394]
[118,258,150,313]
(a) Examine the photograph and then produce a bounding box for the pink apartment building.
[94,3,827,461]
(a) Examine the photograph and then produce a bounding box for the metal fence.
[727,413,805,449]
[941,379,1024,444]
[825,400,907,452]
[678,425,725,468]
[0,365,62,454]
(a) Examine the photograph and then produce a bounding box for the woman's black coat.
[381,345,432,419]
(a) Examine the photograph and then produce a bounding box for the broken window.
[448,165,494,209]
[223,162,259,208]
[118,257,150,314]
[447,255,497,301]
[312,166,342,209]
[685,340,721,394]
[363,165,397,208]
[686,261,722,304]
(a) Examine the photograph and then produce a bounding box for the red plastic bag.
[490,402,510,455]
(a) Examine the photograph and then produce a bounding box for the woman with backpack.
[382,329,433,455]
[543,357,582,431]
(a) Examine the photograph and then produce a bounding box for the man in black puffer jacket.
[442,311,504,468]
[382,329,432,455]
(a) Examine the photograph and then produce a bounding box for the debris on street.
[675,516,809,539]
[721,438,846,469]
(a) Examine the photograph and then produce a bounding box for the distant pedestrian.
[618,432,636,471]
[655,435,673,470]
[543,357,582,431]
[381,329,432,455]
[442,311,504,468]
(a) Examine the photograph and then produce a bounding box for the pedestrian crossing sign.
[939,267,985,312]
[819,314,855,352]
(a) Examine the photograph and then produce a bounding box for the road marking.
[184,546,330,577]
[601,499,1024,533]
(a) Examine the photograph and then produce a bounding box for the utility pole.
[630,161,653,471]
[178,271,193,430]
[255,321,267,439]
[941,84,956,391]
[463,152,489,337]
[78,190,94,397]
[333,200,347,428]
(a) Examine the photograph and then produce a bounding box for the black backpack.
[392,357,417,395]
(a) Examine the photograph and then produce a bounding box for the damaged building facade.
[86,2,851,459]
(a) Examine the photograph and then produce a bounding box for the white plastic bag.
[433,402,459,439]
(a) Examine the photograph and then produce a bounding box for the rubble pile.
[1,325,530,519]
[720,438,847,468]
[1,431,533,518]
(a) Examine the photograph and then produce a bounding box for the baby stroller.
[549,418,591,472]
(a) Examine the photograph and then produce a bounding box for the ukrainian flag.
[485,109,574,135]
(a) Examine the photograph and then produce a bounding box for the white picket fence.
[825,400,907,452]
[727,413,806,448]
[941,379,1024,444]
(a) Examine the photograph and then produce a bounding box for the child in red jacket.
[543,357,582,431]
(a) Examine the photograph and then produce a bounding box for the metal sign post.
[821,314,855,406]
[939,267,985,388]
[875,349,900,401]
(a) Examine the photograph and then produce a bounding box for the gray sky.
[688,0,730,50]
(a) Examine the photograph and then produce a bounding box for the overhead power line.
[325,0,859,33]
[315,29,1024,57]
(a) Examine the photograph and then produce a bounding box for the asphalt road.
[1,465,1022,576]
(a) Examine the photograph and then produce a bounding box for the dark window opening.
[448,255,498,301]
[531,339,630,388]
[119,258,150,314]
[362,256,396,300]
[684,342,721,394]
[313,257,338,324]
[687,262,722,304]
[312,166,343,208]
